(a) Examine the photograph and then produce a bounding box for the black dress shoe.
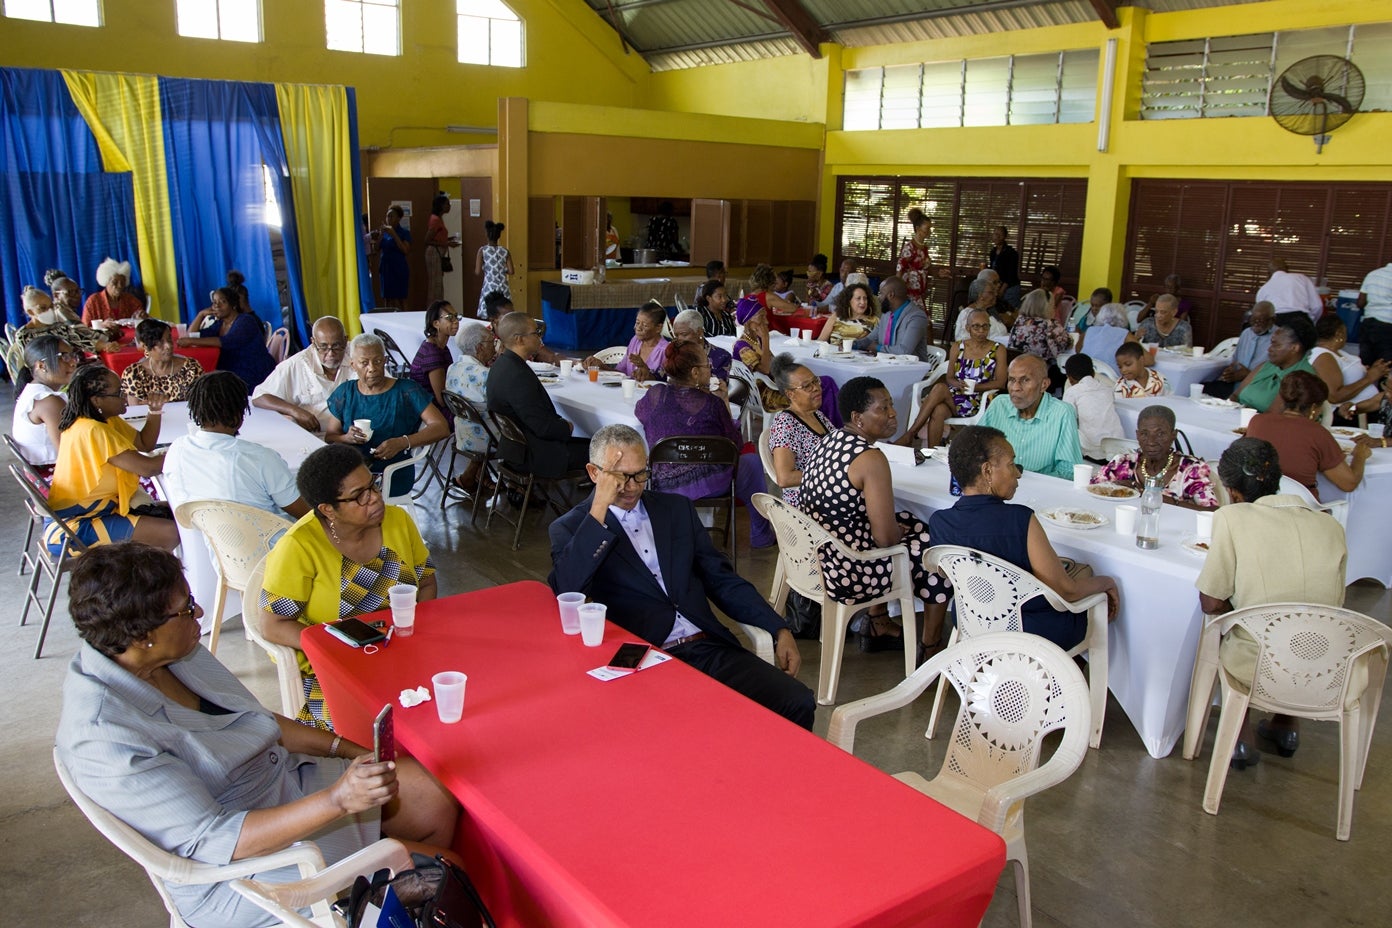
[1230,741,1261,770]
[1257,719,1299,757]
[857,630,904,653]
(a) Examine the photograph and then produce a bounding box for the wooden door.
[367,177,436,310]
[689,198,730,267]
[455,176,492,314]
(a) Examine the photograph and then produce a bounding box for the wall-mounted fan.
[1269,55,1365,154]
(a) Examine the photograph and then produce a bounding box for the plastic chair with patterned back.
[1193,603,1390,841]
[241,554,307,719]
[11,463,89,659]
[1209,336,1239,358]
[1099,436,1139,460]
[591,346,629,366]
[231,840,418,928]
[925,544,1110,749]
[827,631,1091,928]
[729,360,777,442]
[1278,475,1348,529]
[753,493,918,705]
[173,500,293,655]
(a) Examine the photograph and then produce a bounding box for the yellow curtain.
[62,71,178,321]
[276,83,363,337]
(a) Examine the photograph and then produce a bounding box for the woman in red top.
[424,192,458,304]
[896,207,934,307]
[1245,371,1370,501]
[81,257,145,324]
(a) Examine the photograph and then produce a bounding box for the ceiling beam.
[757,0,827,59]
[824,0,1059,31]
[1086,0,1120,29]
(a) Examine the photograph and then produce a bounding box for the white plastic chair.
[1098,437,1139,459]
[174,501,293,655]
[1188,603,1390,841]
[945,388,1000,434]
[242,555,307,718]
[231,839,415,928]
[267,326,291,363]
[925,545,1111,749]
[592,345,628,365]
[1090,358,1119,383]
[380,446,432,514]
[757,429,778,492]
[922,344,947,369]
[729,360,778,441]
[1278,475,1348,529]
[753,493,918,705]
[1209,336,1239,358]
[827,631,1091,928]
[1124,301,1146,330]
[906,361,950,430]
[54,747,328,928]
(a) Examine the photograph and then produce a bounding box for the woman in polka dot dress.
[798,376,950,654]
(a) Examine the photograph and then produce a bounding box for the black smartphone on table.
[606,642,651,671]
[372,704,395,764]
[324,617,387,648]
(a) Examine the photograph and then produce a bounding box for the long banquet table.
[893,457,1210,758]
[302,580,1006,928]
[364,310,488,367]
[1114,394,1392,586]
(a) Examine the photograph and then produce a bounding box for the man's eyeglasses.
[313,341,348,354]
[336,473,384,505]
[166,593,198,621]
[601,468,650,488]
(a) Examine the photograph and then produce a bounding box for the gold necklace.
[1137,450,1175,484]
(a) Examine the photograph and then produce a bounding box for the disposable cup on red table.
[388,584,417,637]
[578,603,607,646]
[556,592,585,635]
[432,671,467,723]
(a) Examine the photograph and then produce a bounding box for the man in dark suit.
[485,311,589,478]
[550,424,815,729]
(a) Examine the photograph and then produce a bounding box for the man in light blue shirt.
[1206,301,1274,398]
[978,354,1081,479]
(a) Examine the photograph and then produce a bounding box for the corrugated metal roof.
[580,0,1270,72]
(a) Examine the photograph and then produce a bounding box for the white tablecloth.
[1149,350,1230,395]
[362,311,488,368]
[1115,395,1392,586]
[893,460,1208,758]
[708,335,933,420]
[126,402,325,630]
[543,371,742,442]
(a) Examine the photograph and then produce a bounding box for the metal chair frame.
[11,463,91,658]
[648,435,740,569]
[486,412,588,550]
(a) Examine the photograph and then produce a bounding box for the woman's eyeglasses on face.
[336,473,384,505]
[166,593,198,620]
[55,351,80,362]
[788,379,820,393]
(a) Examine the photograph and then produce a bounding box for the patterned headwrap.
[735,295,764,326]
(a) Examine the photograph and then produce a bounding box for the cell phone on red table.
[372,704,395,764]
[606,642,650,671]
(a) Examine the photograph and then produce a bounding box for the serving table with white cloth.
[708,335,933,420]
[1146,348,1230,395]
[893,457,1208,758]
[1115,395,1392,586]
[124,401,325,631]
[362,310,488,367]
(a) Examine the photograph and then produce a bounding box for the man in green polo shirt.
[978,354,1082,479]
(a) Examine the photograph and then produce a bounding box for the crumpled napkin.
[399,686,432,708]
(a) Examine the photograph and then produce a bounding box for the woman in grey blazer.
[56,543,460,928]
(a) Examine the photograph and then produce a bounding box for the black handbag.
[782,589,822,640]
[344,855,495,928]
[436,245,454,274]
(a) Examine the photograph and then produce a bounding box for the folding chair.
[372,329,412,377]
[11,463,90,658]
[486,412,588,550]
[649,435,740,569]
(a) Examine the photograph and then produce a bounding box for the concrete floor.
[4,401,1392,926]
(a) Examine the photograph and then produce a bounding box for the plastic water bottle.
[1136,476,1163,549]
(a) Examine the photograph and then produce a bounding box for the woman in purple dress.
[585,301,669,381]
[408,300,460,411]
[635,340,774,548]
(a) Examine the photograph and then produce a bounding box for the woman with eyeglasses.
[259,444,437,730]
[120,319,201,403]
[407,300,461,410]
[11,334,78,468]
[46,364,180,552]
[325,334,451,499]
[57,543,459,928]
[899,308,1006,448]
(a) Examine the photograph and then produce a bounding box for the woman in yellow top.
[46,365,179,553]
[259,444,437,730]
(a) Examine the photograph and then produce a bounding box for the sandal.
[857,610,904,653]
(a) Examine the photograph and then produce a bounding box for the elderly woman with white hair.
[952,275,1010,341]
[444,321,497,494]
[1080,302,1137,372]
[325,333,451,498]
[670,308,732,383]
[82,257,145,325]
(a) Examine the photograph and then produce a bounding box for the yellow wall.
[640,49,834,124]
[0,0,647,149]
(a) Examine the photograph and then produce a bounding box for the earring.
[327,520,340,543]
[145,641,154,649]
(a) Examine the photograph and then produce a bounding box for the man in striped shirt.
[978,354,1082,479]
[1357,261,1392,365]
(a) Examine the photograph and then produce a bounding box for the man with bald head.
[852,275,930,360]
[486,311,590,477]
[978,354,1082,479]
[252,315,355,432]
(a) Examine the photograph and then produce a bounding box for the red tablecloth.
[303,581,1005,928]
[768,311,828,337]
[98,345,219,376]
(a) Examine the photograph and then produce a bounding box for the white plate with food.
[527,361,557,374]
[1041,507,1108,530]
[538,375,561,386]
[1086,482,1140,501]
[1181,536,1212,558]
[1329,426,1368,439]
[595,370,625,383]
[1195,396,1240,409]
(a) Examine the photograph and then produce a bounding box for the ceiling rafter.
[756,0,827,59]
[1086,0,1120,29]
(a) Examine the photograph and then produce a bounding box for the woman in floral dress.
[898,308,1006,448]
[1092,404,1217,508]
[896,207,934,307]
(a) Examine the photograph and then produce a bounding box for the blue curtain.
[159,78,309,341]
[0,67,140,328]
[346,88,374,321]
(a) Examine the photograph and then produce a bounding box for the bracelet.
[329,734,342,757]
[147,410,163,416]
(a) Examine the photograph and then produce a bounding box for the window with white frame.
[842,49,1099,131]
[175,0,260,43]
[1140,23,1392,120]
[4,0,101,26]
[325,0,399,56]
[457,0,522,68]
